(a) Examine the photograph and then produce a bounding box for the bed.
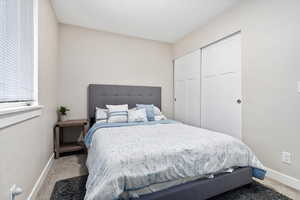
[84,84,266,200]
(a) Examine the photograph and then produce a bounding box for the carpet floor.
[50,175,291,200]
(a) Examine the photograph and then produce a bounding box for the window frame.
[0,0,42,129]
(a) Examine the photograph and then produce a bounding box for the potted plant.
[58,106,70,121]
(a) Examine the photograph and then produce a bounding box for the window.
[0,0,40,128]
[0,0,35,108]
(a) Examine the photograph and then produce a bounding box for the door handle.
[237,99,242,104]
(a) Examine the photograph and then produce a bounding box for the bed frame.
[87,84,253,200]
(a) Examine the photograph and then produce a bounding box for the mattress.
[84,120,265,200]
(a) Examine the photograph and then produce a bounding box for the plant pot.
[60,115,67,121]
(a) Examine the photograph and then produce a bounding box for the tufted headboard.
[88,84,161,126]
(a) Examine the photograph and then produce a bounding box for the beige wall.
[0,0,58,199]
[1,1,299,198]
[173,0,300,179]
[58,24,174,119]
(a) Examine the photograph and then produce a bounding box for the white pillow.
[154,114,167,121]
[106,104,128,123]
[128,108,148,122]
[95,107,108,123]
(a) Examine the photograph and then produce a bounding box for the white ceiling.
[51,0,240,43]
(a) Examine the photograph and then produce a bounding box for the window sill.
[0,105,44,129]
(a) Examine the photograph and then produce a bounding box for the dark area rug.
[50,175,291,200]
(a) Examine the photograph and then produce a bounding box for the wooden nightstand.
[53,119,88,159]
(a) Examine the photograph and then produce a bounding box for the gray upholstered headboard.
[88,84,161,125]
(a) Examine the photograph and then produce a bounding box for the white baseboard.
[266,167,300,191]
[27,153,54,200]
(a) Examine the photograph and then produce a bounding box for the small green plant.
[58,106,70,116]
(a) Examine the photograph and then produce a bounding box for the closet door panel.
[217,73,241,138]
[201,76,220,130]
[185,50,201,79]
[219,35,241,74]
[201,33,241,139]
[174,49,201,126]
[202,45,217,77]
[186,78,201,126]
[174,80,186,122]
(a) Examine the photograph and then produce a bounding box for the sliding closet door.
[201,33,241,139]
[174,50,201,126]
[174,80,186,122]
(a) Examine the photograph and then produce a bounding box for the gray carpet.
[50,175,291,200]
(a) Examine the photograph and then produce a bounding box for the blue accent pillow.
[136,104,155,121]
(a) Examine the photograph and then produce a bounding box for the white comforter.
[85,122,264,200]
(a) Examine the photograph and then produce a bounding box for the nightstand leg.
[53,127,56,155]
[82,125,87,154]
[60,127,64,145]
[54,126,60,159]
[55,152,60,159]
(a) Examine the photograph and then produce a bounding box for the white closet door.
[201,33,241,139]
[174,80,186,122]
[186,78,200,126]
[174,50,201,126]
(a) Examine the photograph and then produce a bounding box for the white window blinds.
[0,0,34,103]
